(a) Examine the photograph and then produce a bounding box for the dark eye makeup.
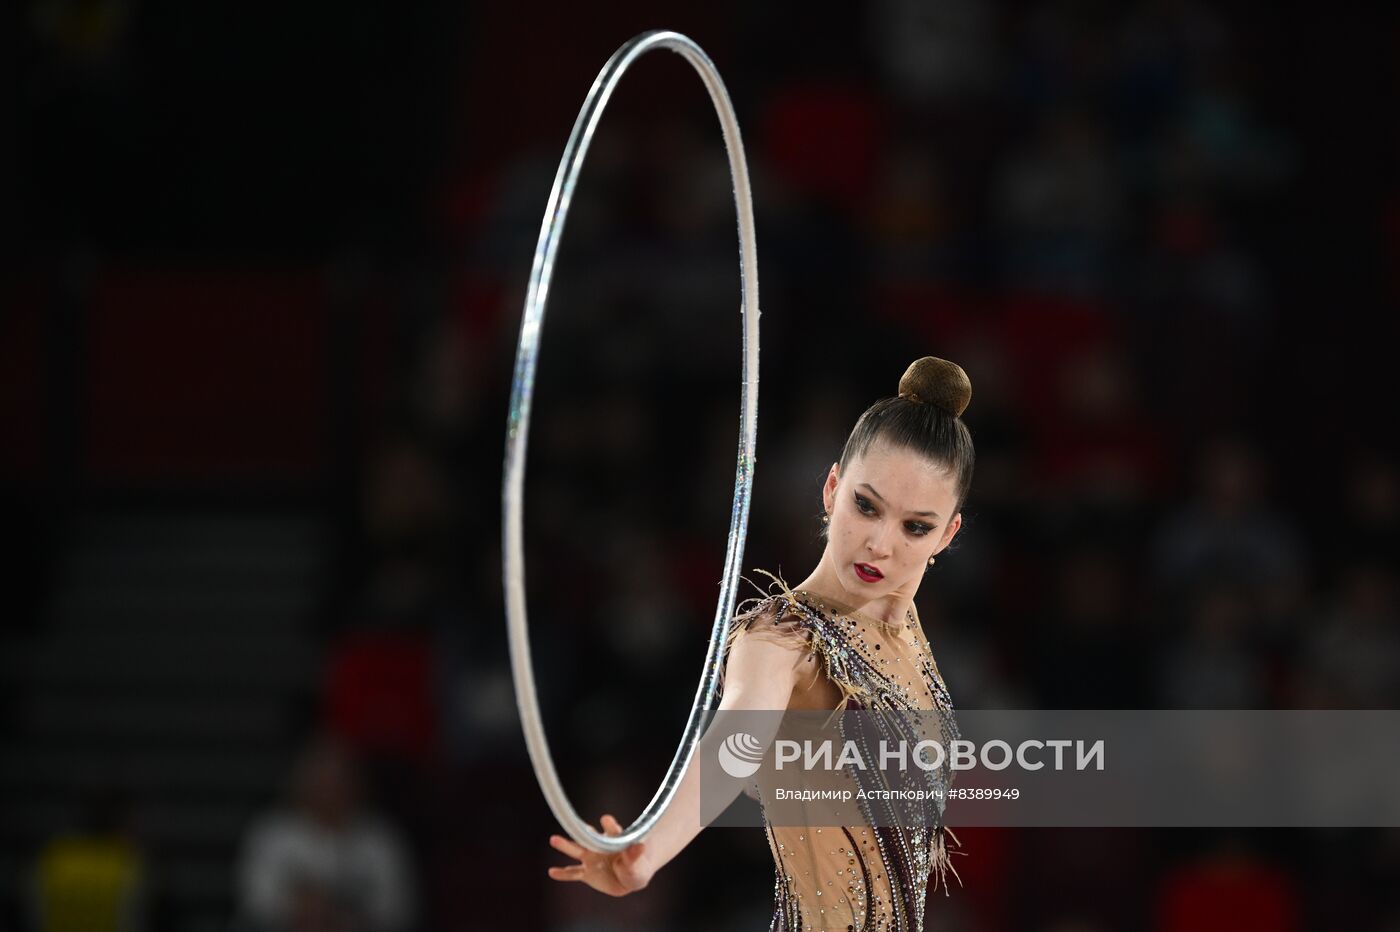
[852,492,935,536]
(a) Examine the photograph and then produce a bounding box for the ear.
[937,513,962,552]
[822,462,840,513]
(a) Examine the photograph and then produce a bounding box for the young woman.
[548,356,974,931]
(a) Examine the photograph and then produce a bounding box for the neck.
[792,551,918,629]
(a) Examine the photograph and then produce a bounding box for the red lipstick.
[854,563,883,583]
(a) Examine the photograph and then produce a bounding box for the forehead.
[845,444,958,512]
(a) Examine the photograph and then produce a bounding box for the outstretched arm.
[632,631,804,876]
[547,625,805,894]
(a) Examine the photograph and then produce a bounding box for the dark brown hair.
[836,356,975,519]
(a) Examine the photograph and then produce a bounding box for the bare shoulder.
[719,599,811,710]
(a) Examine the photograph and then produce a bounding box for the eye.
[905,522,934,537]
[853,493,876,515]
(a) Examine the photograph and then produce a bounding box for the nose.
[864,521,894,560]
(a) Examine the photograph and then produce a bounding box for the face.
[821,442,962,600]
[296,742,359,827]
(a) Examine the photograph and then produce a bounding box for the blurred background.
[6,0,1400,930]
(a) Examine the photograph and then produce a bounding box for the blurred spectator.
[993,106,1124,296]
[1131,197,1267,334]
[865,141,962,284]
[1111,0,1227,135]
[236,736,415,932]
[361,434,455,572]
[1155,581,1267,708]
[1297,561,1400,708]
[1161,62,1296,197]
[1334,453,1400,577]
[30,788,145,932]
[1031,343,1168,526]
[1149,437,1307,610]
[868,0,1000,103]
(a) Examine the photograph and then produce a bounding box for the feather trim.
[930,825,965,896]
[722,568,869,730]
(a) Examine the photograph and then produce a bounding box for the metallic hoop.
[502,30,760,855]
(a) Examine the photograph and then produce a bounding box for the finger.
[600,814,622,836]
[547,865,585,882]
[548,835,586,859]
[628,842,646,861]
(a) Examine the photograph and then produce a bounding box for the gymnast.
[547,356,974,931]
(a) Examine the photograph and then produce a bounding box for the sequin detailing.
[724,570,963,932]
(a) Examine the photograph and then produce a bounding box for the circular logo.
[717,732,765,778]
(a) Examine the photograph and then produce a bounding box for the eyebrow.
[858,483,940,519]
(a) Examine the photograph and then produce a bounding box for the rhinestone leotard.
[721,570,963,932]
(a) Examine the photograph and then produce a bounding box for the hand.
[547,813,653,897]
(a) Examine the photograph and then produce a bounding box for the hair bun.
[898,356,972,418]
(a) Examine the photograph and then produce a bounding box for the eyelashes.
[852,493,934,537]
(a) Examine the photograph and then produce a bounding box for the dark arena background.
[7,2,1400,930]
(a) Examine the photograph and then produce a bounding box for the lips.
[854,563,883,582]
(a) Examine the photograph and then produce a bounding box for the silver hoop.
[502,30,760,855]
